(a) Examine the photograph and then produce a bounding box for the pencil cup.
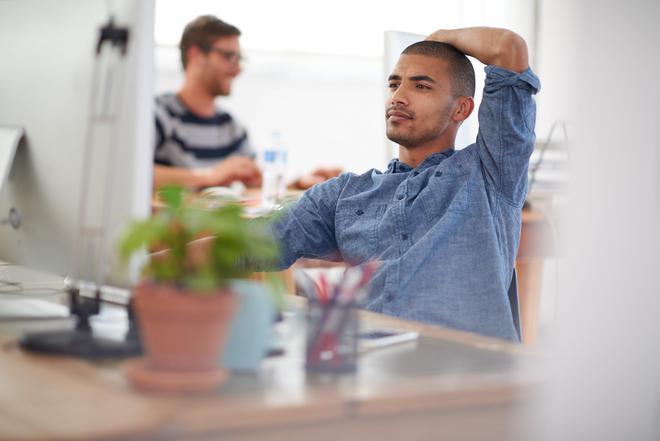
[305,300,358,374]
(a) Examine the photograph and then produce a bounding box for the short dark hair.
[179,15,241,69]
[402,41,475,97]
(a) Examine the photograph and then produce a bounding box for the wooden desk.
[516,208,554,345]
[0,296,541,441]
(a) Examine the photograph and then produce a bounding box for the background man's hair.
[180,15,241,69]
[402,41,475,97]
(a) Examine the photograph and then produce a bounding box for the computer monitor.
[0,0,154,290]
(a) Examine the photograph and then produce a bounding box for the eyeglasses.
[207,47,243,65]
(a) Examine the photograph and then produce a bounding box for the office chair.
[508,268,522,342]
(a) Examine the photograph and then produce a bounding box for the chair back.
[508,268,522,342]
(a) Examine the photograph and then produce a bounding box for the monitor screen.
[0,0,154,289]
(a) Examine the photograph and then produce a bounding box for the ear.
[451,96,475,123]
[185,45,205,69]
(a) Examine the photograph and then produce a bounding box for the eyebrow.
[387,74,436,83]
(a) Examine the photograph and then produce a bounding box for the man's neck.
[177,83,216,118]
[398,143,454,169]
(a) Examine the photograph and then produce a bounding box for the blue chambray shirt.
[274,66,540,341]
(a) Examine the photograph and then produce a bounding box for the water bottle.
[261,131,287,209]
[261,148,279,209]
[276,140,288,202]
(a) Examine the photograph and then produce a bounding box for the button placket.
[395,178,409,202]
[393,181,410,257]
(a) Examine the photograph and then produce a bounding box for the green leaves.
[158,185,185,210]
[118,185,280,293]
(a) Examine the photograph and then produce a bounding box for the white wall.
[534,0,577,140]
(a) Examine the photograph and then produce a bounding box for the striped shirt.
[153,93,253,168]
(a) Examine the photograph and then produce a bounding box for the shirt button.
[435,171,443,177]
[385,294,394,301]
[355,209,364,216]
[401,233,408,241]
[397,194,404,200]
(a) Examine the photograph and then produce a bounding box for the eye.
[415,83,431,90]
[388,82,399,90]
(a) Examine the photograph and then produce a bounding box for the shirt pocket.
[417,167,470,222]
[335,201,385,264]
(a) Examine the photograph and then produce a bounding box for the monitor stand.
[19,287,142,359]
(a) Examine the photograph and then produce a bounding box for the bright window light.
[154,0,526,56]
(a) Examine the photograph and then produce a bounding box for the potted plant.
[118,186,280,392]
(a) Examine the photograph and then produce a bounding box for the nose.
[229,63,242,76]
[390,84,408,106]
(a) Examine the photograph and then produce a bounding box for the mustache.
[386,106,414,119]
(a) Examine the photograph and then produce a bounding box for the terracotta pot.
[133,281,238,372]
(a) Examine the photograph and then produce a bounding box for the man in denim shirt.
[274,27,540,341]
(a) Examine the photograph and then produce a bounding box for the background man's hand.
[290,167,342,190]
[201,156,263,188]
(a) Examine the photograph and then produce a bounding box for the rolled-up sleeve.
[476,66,541,206]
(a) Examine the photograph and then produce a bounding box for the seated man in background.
[154,15,340,191]
[154,15,260,190]
[273,27,540,341]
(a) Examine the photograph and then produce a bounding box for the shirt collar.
[386,149,455,174]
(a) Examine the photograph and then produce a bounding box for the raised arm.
[426,27,528,73]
